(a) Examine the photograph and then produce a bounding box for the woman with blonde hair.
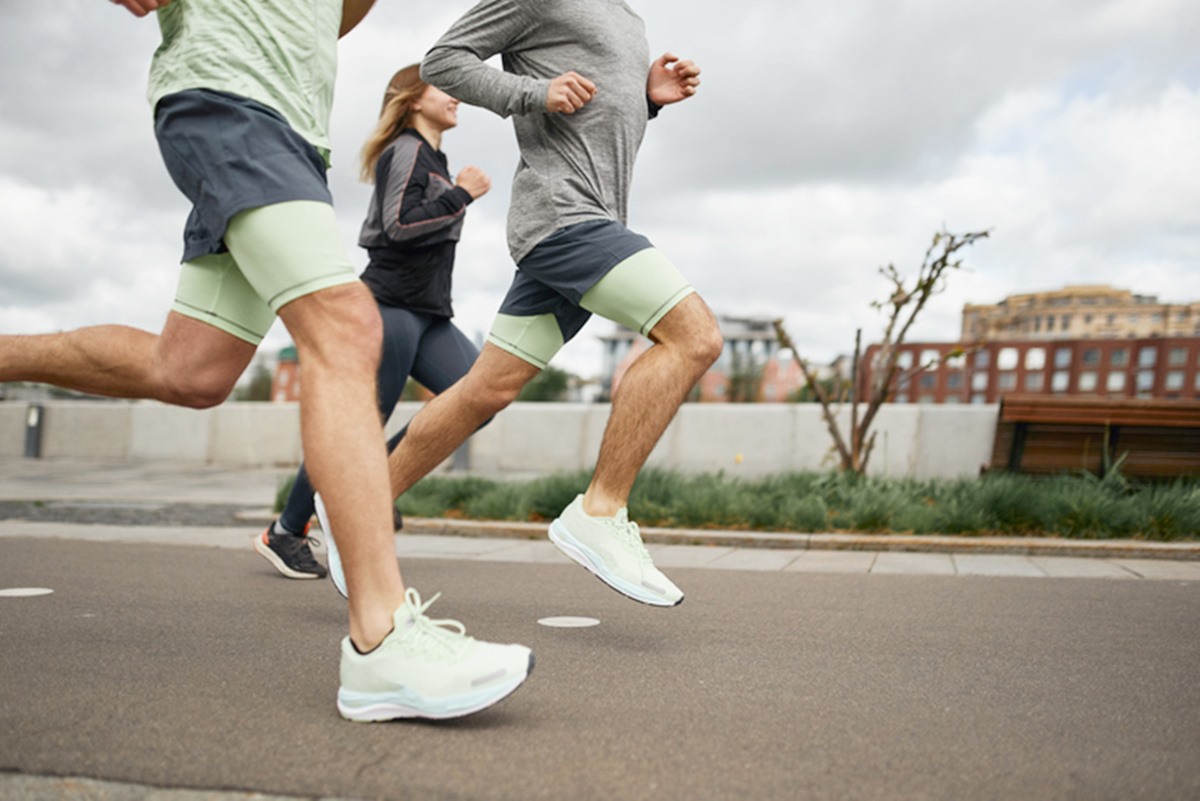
[256,64,490,589]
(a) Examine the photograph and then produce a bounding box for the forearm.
[420,0,547,118]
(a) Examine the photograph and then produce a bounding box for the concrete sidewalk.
[1,457,1198,581]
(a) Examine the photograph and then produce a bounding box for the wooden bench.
[990,395,1200,478]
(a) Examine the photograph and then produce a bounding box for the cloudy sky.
[2,0,1198,382]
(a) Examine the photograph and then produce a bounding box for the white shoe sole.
[313,494,348,599]
[252,534,320,580]
[548,521,681,607]
[337,655,534,722]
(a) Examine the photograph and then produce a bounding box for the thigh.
[172,253,276,345]
[409,319,480,395]
[223,200,359,314]
[579,247,695,337]
[491,271,591,370]
[376,305,427,413]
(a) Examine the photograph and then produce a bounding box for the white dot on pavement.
[537,616,600,628]
[0,588,54,598]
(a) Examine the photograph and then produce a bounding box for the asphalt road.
[3,535,1199,801]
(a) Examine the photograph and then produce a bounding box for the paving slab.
[1109,559,1200,581]
[871,552,957,575]
[705,548,806,571]
[1030,556,1141,580]
[646,544,737,568]
[785,550,878,574]
[952,554,1048,578]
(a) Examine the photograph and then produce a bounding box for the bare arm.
[340,0,377,38]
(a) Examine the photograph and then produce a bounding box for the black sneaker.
[253,522,327,579]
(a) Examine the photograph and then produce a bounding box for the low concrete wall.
[0,400,999,480]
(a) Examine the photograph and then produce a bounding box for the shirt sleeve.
[420,0,551,118]
[378,141,473,244]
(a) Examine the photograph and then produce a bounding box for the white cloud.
[1,0,1198,380]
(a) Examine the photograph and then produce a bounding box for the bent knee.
[158,371,237,409]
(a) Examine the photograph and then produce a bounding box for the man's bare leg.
[0,312,254,409]
[388,343,540,497]
[583,294,723,516]
[277,283,404,650]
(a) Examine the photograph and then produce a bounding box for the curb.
[398,516,1200,562]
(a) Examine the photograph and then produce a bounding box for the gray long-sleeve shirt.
[421,0,651,263]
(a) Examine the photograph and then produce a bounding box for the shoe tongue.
[394,604,419,629]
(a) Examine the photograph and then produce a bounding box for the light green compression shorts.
[488,247,695,370]
[171,200,359,345]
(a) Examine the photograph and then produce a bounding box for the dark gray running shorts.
[499,219,652,343]
[154,88,333,263]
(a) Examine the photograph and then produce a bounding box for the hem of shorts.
[171,301,265,346]
[269,272,362,313]
[180,194,334,264]
[486,333,551,370]
[640,286,696,337]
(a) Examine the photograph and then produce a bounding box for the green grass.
[276,468,1200,542]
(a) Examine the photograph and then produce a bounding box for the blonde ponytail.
[359,64,427,183]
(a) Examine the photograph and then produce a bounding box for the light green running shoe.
[338,588,534,722]
[549,494,684,607]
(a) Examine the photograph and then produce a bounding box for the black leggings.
[278,304,479,533]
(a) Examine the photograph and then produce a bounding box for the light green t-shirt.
[146,0,341,158]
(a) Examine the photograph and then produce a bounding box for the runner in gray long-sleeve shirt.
[386,0,725,608]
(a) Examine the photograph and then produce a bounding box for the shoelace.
[605,510,654,566]
[286,535,323,570]
[400,588,473,656]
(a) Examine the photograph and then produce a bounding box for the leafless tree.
[775,228,989,474]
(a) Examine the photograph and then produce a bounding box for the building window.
[920,349,941,368]
[1034,317,1042,333]
[1025,348,1046,370]
[946,372,963,390]
[1166,371,1185,391]
[971,373,989,391]
[1130,314,1140,324]
[1107,314,1116,325]
[1054,348,1072,368]
[894,393,909,403]
[1169,347,1187,367]
[1052,372,1070,393]
[1136,371,1155,392]
[1078,372,1098,392]
[1025,373,1044,391]
[1047,316,1056,332]
[974,350,990,369]
[971,393,987,404]
[997,348,1019,370]
[1082,348,1100,367]
[919,373,936,390]
[896,350,914,369]
[1061,314,1072,330]
[1107,372,1126,393]
[1138,347,1158,368]
[998,373,1017,391]
[1110,349,1128,367]
[918,395,937,405]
